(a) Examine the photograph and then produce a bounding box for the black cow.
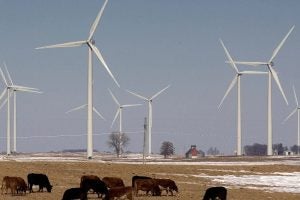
[202,186,227,200]
[80,177,108,199]
[27,173,52,193]
[62,187,87,200]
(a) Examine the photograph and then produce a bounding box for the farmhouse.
[185,145,204,159]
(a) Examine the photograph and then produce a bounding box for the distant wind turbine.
[283,86,300,154]
[66,104,106,120]
[0,63,41,155]
[108,89,141,156]
[127,85,170,156]
[229,26,294,156]
[36,0,119,159]
[219,39,267,156]
[108,89,141,133]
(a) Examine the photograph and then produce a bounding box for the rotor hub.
[90,39,95,45]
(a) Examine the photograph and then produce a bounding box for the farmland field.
[0,153,300,200]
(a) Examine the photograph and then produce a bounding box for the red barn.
[185,145,204,159]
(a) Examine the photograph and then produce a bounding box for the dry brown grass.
[0,155,299,199]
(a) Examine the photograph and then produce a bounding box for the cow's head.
[172,184,178,193]
[46,185,53,192]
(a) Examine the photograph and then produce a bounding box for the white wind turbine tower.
[0,63,41,155]
[218,39,267,156]
[108,89,141,155]
[230,26,294,156]
[127,85,170,156]
[283,86,300,155]
[36,0,119,159]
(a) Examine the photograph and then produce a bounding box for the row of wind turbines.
[3,0,298,158]
[0,63,42,155]
[219,26,299,156]
[35,0,170,159]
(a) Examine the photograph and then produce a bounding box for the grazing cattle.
[27,173,52,193]
[108,186,133,200]
[202,186,227,200]
[62,187,87,200]
[15,177,27,194]
[131,175,152,187]
[134,178,161,196]
[154,178,178,196]
[80,176,108,199]
[80,175,101,185]
[102,177,125,189]
[1,176,27,195]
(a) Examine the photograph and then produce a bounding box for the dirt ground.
[0,156,300,200]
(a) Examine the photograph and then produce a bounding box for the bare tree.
[107,132,130,158]
[160,141,175,158]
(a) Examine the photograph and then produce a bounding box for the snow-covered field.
[1,152,300,194]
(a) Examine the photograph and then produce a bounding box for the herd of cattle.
[1,173,227,199]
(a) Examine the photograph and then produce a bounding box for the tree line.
[244,143,299,156]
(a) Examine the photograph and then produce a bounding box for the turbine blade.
[151,85,171,100]
[89,0,109,40]
[66,104,87,114]
[122,104,142,108]
[283,108,297,123]
[93,107,105,120]
[219,39,239,73]
[226,61,268,66]
[89,43,120,87]
[240,70,268,75]
[0,89,7,102]
[11,85,39,91]
[126,90,148,101]
[108,88,120,106]
[0,95,8,110]
[0,67,8,86]
[218,75,238,109]
[111,109,120,128]
[293,85,299,106]
[36,40,86,49]
[269,66,288,105]
[269,25,295,63]
[3,62,14,85]
[14,88,42,94]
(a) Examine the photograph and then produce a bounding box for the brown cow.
[1,176,27,195]
[108,186,133,200]
[102,177,125,188]
[154,178,178,196]
[134,178,161,196]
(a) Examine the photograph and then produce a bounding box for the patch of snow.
[194,172,300,193]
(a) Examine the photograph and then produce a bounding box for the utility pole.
[143,117,147,163]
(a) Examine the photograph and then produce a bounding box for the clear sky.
[0,0,299,155]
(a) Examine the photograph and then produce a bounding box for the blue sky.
[0,0,299,155]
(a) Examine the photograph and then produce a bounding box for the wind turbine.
[218,39,267,156]
[0,63,41,155]
[36,0,119,159]
[283,86,300,155]
[127,85,170,156]
[66,103,106,120]
[108,89,141,156]
[229,26,294,156]
[109,89,141,133]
